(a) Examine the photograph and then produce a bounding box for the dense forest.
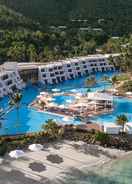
[0,1,132,65]
[1,0,132,35]
[0,4,109,63]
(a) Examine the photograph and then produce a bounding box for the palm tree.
[9,92,22,131]
[101,75,110,82]
[101,75,111,91]
[111,75,118,86]
[116,114,128,132]
[85,76,96,87]
[42,119,64,138]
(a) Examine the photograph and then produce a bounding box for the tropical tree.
[116,114,128,131]
[42,119,63,138]
[9,92,22,131]
[111,75,118,86]
[95,132,110,146]
[101,75,111,90]
[85,76,96,87]
[101,75,110,82]
[27,44,38,62]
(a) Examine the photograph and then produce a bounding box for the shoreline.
[1,140,132,183]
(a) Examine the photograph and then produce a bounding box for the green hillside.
[0,4,109,63]
[0,4,40,30]
[1,0,132,35]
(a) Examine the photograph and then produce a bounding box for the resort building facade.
[0,54,116,98]
[0,63,25,98]
[39,54,115,85]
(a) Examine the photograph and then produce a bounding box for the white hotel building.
[39,54,115,85]
[0,54,116,98]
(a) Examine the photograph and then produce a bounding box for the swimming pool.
[0,71,131,136]
[91,97,132,124]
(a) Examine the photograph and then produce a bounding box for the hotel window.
[60,71,64,74]
[68,69,72,72]
[76,67,80,70]
[11,85,17,91]
[45,80,48,84]
[54,67,57,70]
[83,61,86,64]
[6,80,12,85]
[43,74,46,78]
[2,74,8,80]
[49,68,53,72]
[50,73,54,77]
[58,66,62,70]
[83,65,87,68]
[75,63,78,66]
[55,72,59,75]
[41,68,45,72]
[67,64,71,67]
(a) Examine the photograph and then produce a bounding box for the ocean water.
[58,155,132,184]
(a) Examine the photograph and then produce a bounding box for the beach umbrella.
[59,104,65,108]
[52,88,60,92]
[37,95,42,99]
[9,150,25,159]
[70,89,77,93]
[76,93,82,96]
[110,88,118,93]
[63,116,73,122]
[126,92,132,96]
[46,154,63,164]
[28,144,43,152]
[40,92,47,95]
[66,99,72,103]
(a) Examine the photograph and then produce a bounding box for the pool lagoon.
[91,97,132,124]
[0,71,132,135]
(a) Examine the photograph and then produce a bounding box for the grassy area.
[116,74,130,81]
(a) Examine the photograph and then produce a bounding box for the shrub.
[0,143,7,156]
[95,132,110,145]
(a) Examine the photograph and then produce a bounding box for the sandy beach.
[0,140,131,184]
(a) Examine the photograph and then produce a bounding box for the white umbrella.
[52,88,60,92]
[9,150,25,159]
[40,92,47,95]
[111,88,118,92]
[28,144,43,152]
[37,95,42,99]
[66,99,72,103]
[63,116,73,122]
[70,89,77,93]
[76,93,82,96]
[59,104,65,108]
[126,92,132,96]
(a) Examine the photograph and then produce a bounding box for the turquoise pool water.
[91,97,132,124]
[0,71,132,136]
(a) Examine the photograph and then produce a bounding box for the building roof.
[0,53,119,71]
[87,92,113,101]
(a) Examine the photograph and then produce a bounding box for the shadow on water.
[71,143,116,159]
[55,167,124,184]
